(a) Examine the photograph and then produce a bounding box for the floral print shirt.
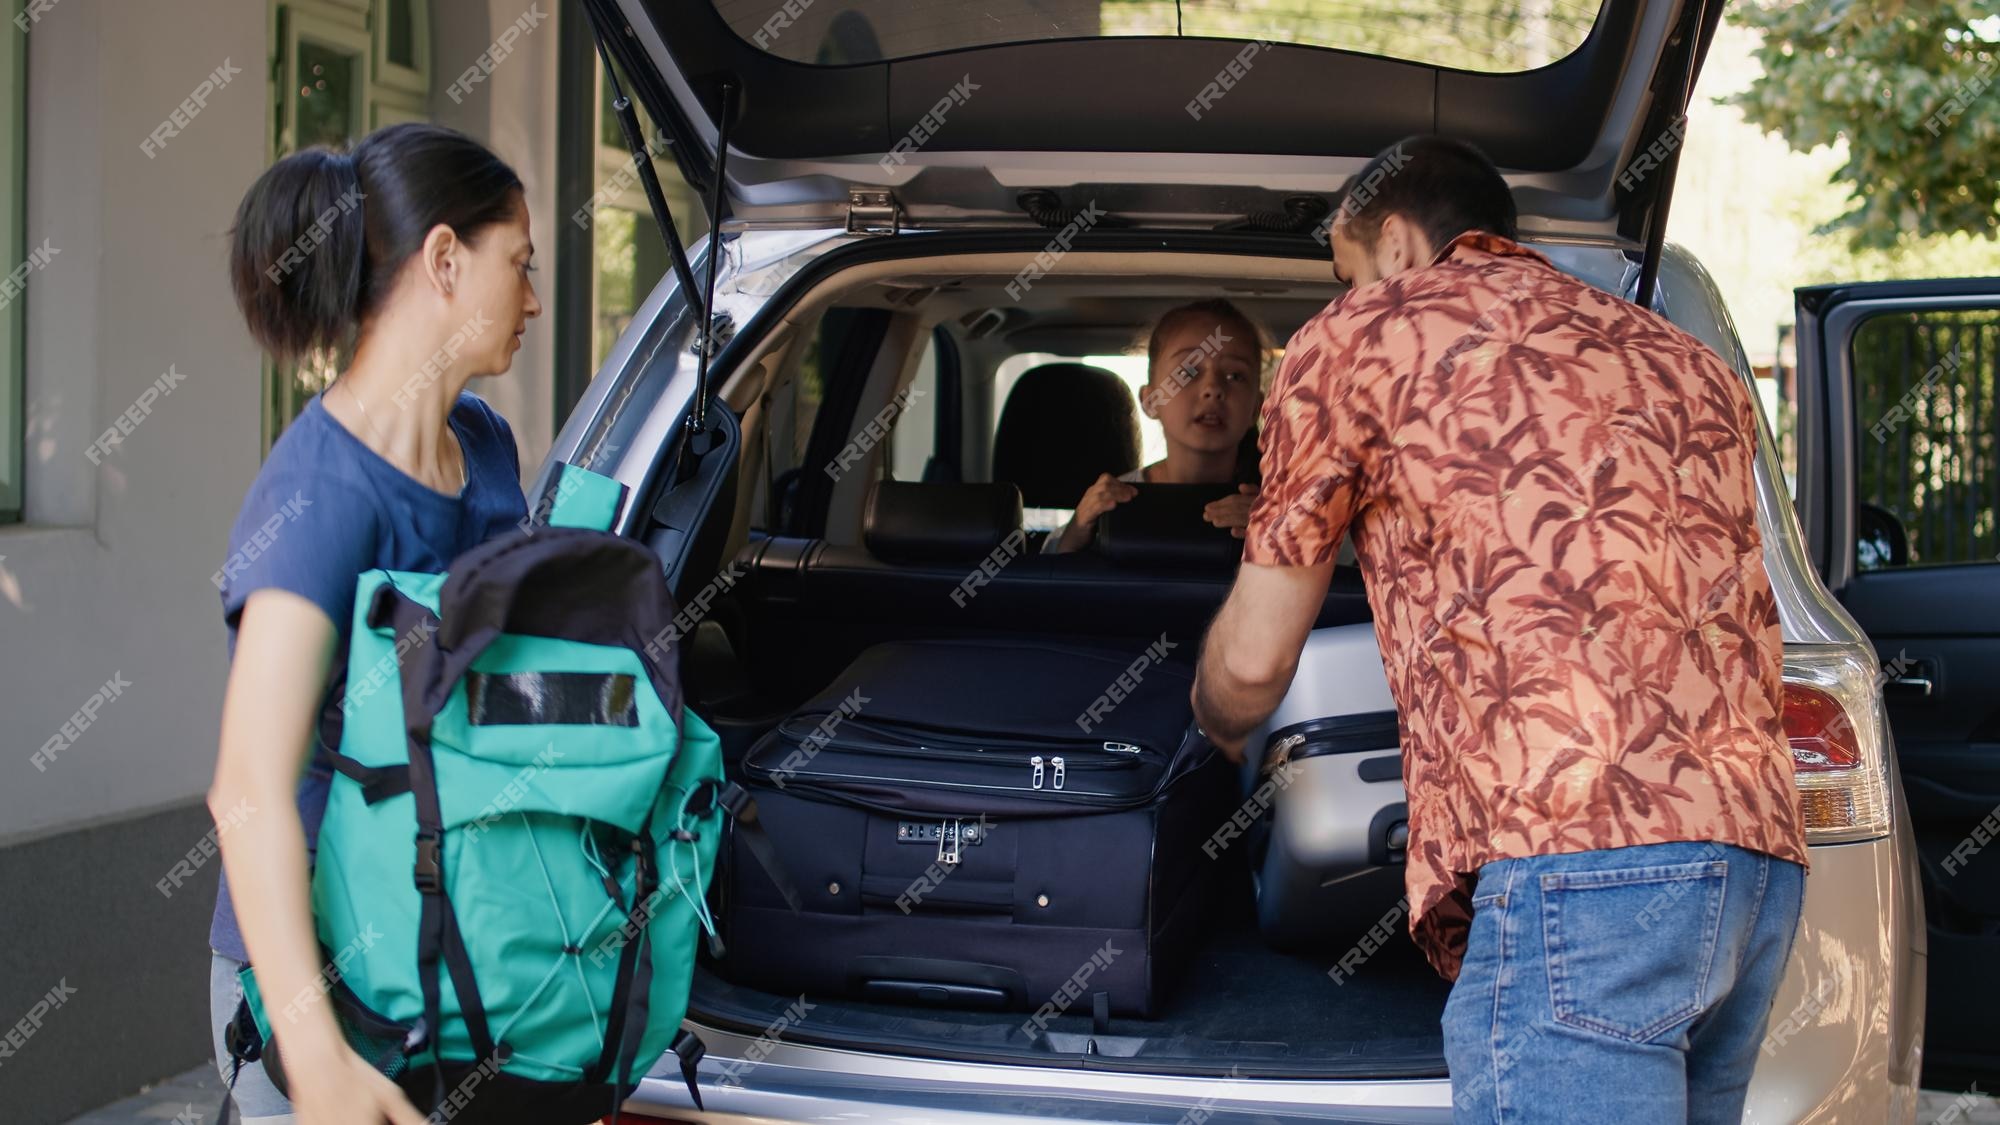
[1244,232,1810,980]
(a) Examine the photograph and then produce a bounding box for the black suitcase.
[721,637,1236,1020]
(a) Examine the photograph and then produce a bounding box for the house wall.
[0,3,565,1118]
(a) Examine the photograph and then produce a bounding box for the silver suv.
[545,0,2000,1119]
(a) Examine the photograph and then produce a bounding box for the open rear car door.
[1794,278,2000,1091]
[584,0,1721,292]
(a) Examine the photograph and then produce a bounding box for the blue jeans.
[210,952,295,1124]
[1442,842,1805,1124]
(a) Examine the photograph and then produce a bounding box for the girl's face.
[452,195,541,376]
[1141,314,1262,457]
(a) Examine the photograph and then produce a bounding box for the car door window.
[1852,308,2000,571]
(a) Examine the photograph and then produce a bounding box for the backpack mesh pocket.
[257,972,419,1097]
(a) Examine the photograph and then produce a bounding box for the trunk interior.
[689,870,1450,1076]
[661,247,1451,1078]
[680,618,1447,1077]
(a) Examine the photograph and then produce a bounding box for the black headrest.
[992,363,1141,509]
[1092,484,1244,570]
[863,481,1024,566]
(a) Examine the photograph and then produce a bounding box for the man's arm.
[1198,303,1368,763]
[1193,558,1336,763]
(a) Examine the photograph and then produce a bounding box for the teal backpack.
[227,466,788,1123]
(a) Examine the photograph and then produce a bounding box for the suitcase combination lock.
[897,818,986,866]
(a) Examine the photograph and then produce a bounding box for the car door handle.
[1884,658,1936,699]
[1885,676,1933,699]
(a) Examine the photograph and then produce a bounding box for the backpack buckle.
[413,831,442,894]
[715,781,751,818]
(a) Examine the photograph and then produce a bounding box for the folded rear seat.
[729,480,1372,703]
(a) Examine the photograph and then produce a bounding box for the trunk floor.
[694,887,1452,1071]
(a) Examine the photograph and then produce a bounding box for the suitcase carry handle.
[846,955,1027,1009]
[857,873,1013,915]
[861,979,1011,1008]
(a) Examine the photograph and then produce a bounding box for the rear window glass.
[715,0,1601,74]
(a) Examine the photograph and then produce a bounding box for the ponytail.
[228,124,523,363]
[229,148,366,361]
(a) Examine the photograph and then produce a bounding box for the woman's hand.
[1056,473,1138,552]
[1203,483,1259,539]
[287,1042,428,1125]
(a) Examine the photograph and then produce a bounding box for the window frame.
[0,9,22,523]
[276,8,372,156]
[262,0,431,451]
[371,0,430,97]
[1847,305,2000,574]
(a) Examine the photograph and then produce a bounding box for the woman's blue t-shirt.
[210,390,529,962]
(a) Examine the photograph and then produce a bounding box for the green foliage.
[1732,0,2000,249]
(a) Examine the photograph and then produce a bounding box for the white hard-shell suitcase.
[1243,622,1410,951]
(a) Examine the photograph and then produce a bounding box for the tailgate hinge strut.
[584,12,703,329]
[579,7,737,452]
[1633,0,1717,310]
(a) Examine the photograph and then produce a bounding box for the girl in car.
[1048,298,1268,552]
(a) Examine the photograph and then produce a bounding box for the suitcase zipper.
[780,720,1148,768]
[1026,756,1068,790]
[785,715,1152,755]
[749,724,1195,807]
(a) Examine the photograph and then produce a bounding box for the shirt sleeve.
[216,471,382,640]
[1242,316,1368,569]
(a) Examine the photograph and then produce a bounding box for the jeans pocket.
[1539,858,1727,1043]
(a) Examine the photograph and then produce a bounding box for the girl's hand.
[1203,483,1259,539]
[288,1041,428,1125]
[1058,473,1138,552]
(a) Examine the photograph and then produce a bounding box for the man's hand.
[1192,559,1335,762]
[1193,694,1252,765]
[1203,483,1258,539]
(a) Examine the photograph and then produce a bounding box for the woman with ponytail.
[206,123,540,1124]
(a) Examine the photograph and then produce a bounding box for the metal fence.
[1853,308,2000,568]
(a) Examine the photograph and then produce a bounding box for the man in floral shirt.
[1192,136,1808,1123]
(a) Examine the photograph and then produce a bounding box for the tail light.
[1783,646,1893,843]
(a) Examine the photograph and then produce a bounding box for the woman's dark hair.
[229,123,524,361]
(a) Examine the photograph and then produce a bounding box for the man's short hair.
[1336,135,1517,254]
